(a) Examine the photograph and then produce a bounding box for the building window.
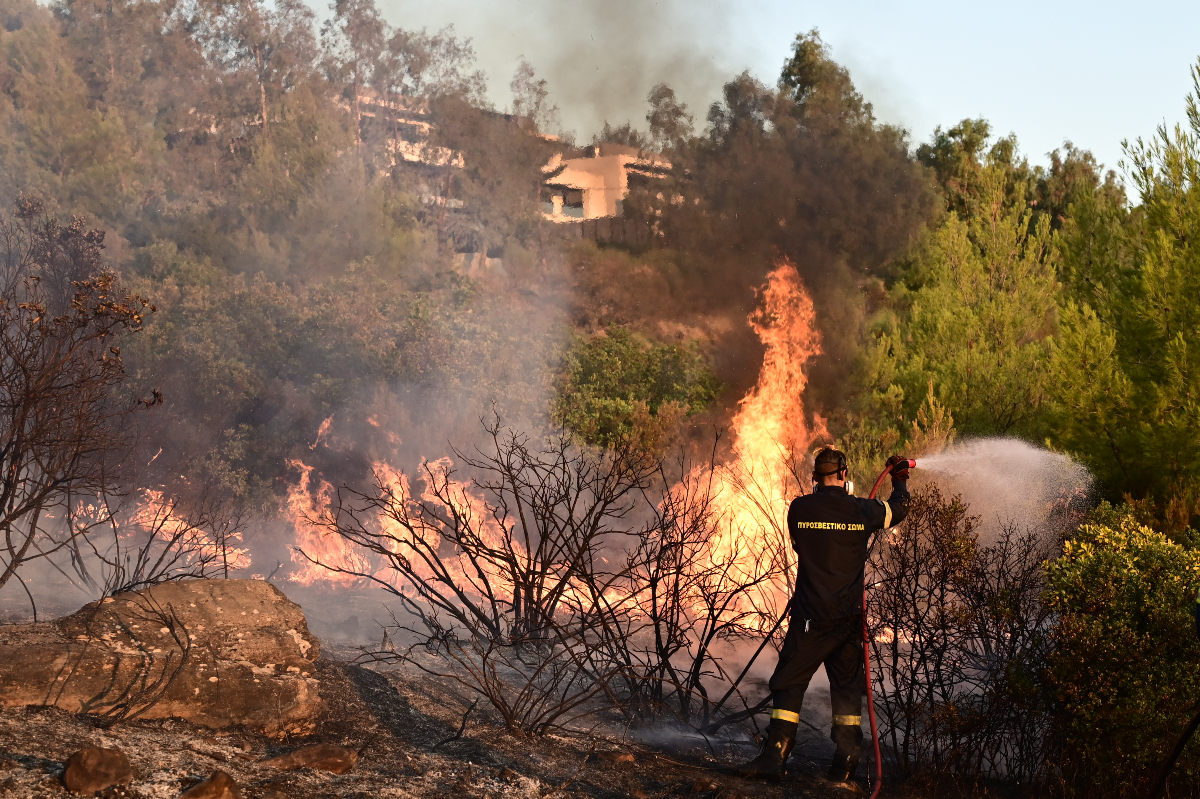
[563,189,584,218]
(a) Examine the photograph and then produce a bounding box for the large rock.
[0,579,324,736]
[62,746,134,794]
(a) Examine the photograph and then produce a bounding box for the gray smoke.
[378,0,755,139]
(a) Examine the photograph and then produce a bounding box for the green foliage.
[840,113,1125,492]
[1045,509,1200,794]
[778,28,872,128]
[0,0,150,219]
[1047,61,1200,528]
[552,327,719,450]
[887,165,1059,435]
[917,118,1122,231]
[836,381,956,484]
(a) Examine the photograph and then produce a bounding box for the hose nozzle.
[869,458,917,499]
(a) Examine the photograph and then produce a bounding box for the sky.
[374,0,1200,183]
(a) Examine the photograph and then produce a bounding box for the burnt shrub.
[869,488,1200,797]
[867,484,1055,789]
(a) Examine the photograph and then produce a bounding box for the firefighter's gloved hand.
[886,455,911,482]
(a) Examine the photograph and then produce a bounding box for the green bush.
[1045,507,1200,796]
[552,327,720,450]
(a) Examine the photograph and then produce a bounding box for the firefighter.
[736,448,910,786]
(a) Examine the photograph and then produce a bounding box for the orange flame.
[733,259,827,463]
[284,459,370,586]
[376,458,526,601]
[309,415,334,450]
[128,489,251,571]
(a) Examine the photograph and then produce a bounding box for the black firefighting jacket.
[786,482,910,620]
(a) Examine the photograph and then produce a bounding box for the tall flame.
[701,259,829,620]
[733,259,827,464]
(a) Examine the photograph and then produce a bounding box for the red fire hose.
[863,459,915,799]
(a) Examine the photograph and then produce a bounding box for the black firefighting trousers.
[767,614,864,763]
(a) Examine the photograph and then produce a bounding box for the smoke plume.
[379,0,751,138]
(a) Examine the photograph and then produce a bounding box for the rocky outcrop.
[0,579,324,736]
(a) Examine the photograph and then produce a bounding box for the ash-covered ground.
[0,635,875,799]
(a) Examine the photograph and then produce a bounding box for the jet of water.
[909,438,1092,546]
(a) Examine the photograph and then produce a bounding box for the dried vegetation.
[302,424,792,739]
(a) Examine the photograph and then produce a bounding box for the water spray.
[904,438,1091,546]
[863,457,915,799]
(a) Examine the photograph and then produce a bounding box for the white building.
[541,144,671,221]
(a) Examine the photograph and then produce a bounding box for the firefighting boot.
[825,753,864,794]
[824,717,864,788]
[734,721,796,781]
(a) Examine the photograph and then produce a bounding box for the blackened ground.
[0,652,884,799]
